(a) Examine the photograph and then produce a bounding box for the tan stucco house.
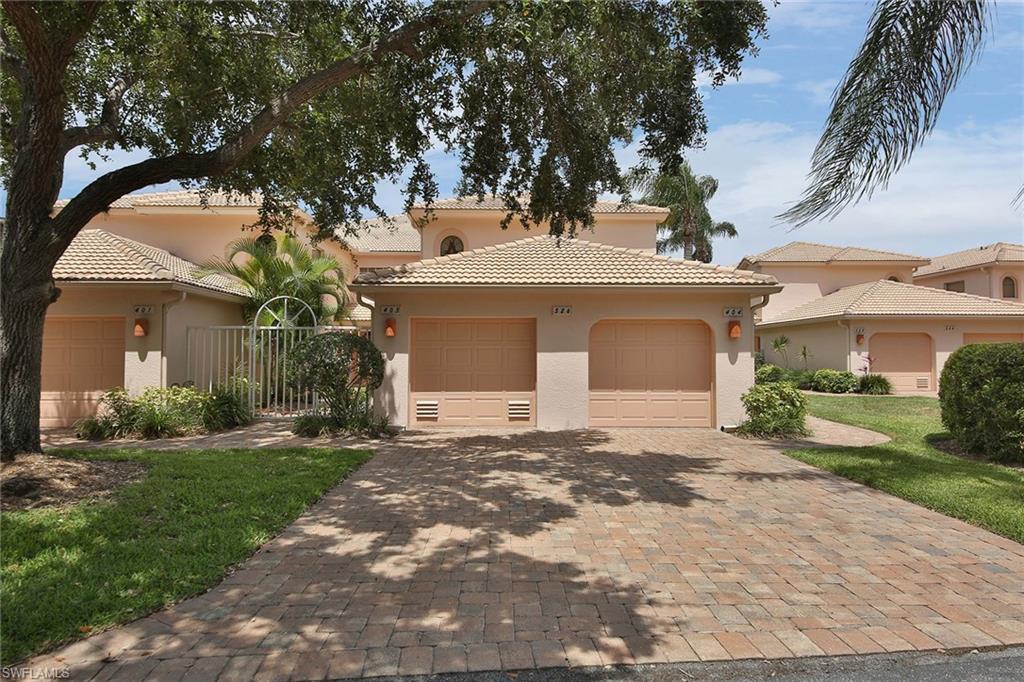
[742,242,1024,394]
[351,200,781,430]
[912,242,1024,301]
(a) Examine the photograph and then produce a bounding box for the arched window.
[439,235,464,256]
[1003,276,1018,299]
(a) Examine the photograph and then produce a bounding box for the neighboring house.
[912,242,1024,301]
[737,241,930,321]
[755,281,1024,393]
[351,199,780,430]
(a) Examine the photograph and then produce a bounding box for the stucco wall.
[759,322,848,371]
[754,264,916,320]
[413,212,660,260]
[353,252,422,270]
[46,284,168,395]
[914,264,1024,301]
[365,288,759,430]
[164,293,244,386]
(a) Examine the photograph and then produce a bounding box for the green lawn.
[790,395,1024,544]
[1,447,370,664]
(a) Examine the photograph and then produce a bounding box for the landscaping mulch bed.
[928,436,1023,469]
[1,454,147,511]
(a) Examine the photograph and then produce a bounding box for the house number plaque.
[380,305,401,314]
[551,305,573,316]
[722,307,744,318]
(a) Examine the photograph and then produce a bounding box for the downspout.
[355,291,375,332]
[161,291,187,387]
[839,320,851,372]
[721,293,772,433]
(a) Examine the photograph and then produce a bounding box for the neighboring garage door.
[963,332,1024,345]
[41,317,125,427]
[410,318,536,426]
[589,320,713,427]
[869,332,933,393]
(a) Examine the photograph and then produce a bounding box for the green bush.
[940,343,1024,463]
[857,373,892,395]
[781,368,815,390]
[811,369,858,393]
[738,382,809,437]
[73,383,252,440]
[755,364,785,384]
[288,332,387,435]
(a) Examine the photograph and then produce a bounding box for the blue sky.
[30,0,1024,265]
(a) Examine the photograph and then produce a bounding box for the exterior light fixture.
[384,318,397,337]
[134,319,149,337]
[728,320,742,339]
[856,333,865,345]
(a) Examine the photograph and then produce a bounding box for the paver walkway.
[27,428,1024,680]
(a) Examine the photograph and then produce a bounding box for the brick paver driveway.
[33,429,1024,679]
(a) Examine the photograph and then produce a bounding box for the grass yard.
[791,395,1024,544]
[1,447,370,664]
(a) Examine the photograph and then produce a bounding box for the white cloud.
[768,0,867,31]
[684,119,1024,265]
[698,67,783,88]
[796,78,839,106]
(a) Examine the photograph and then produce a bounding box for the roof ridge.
[98,229,175,279]
[886,278,1024,309]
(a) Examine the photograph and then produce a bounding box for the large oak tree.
[0,0,768,458]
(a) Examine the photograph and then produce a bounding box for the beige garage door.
[41,317,125,427]
[589,320,713,427]
[410,318,536,426]
[869,332,933,394]
[963,332,1024,345]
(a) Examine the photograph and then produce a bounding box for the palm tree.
[771,335,791,368]
[629,162,737,262]
[200,233,347,325]
[781,0,999,225]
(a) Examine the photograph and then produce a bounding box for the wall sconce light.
[728,320,742,339]
[856,333,865,345]
[133,319,149,337]
[384,318,397,337]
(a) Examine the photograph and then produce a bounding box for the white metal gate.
[185,296,359,417]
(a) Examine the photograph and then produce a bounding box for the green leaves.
[781,0,990,226]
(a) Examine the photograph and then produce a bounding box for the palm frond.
[780,0,989,226]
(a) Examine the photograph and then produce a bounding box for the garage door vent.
[415,400,439,420]
[508,400,531,420]
[916,377,930,390]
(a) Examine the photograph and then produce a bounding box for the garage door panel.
[589,320,712,427]
[411,318,536,426]
[40,316,125,428]
[870,333,933,394]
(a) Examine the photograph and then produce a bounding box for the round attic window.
[440,235,464,256]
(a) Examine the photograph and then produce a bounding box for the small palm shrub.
[738,382,809,438]
[811,369,858,393]
[940,343,1024,463]
[288,332,388,435]
[755,364,785,384]
[857,373,892,395]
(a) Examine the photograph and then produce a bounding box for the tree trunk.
[1,217,60,460]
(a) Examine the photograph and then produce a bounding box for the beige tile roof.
[54,189,262,209]
[758,280,1024,328]
[353,235,777,288]
[414,195,668,214]
[343,304,373,322]
[914,242,1024,277]
[740,241,928,267]
[337,215,421,253]
[54,229,247,297]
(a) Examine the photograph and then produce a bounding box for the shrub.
[811,369,858,394]
[738,382,809,437]
[755,364,785,384]
[857,373,892,395]
[204,378,255,431]
[940,343,1024,463]
[289,332,387,434]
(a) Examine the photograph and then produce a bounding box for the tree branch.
[0,24,29,85]
[60,77,130,153]
[51,0,495,252]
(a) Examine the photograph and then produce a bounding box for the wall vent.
[416,400,439,420]
[916,377,930,390]
[508,400,531,420]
